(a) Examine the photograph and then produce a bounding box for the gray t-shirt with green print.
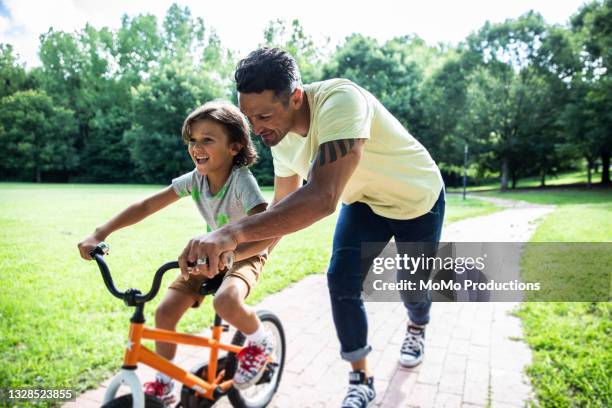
[171,166,267,232]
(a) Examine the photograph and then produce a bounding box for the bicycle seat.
[198,273,225,296]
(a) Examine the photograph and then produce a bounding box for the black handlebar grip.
[91,242,110,257]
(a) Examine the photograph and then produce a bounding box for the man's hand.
[178,229,238,280]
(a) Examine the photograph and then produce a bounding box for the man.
[179,48,445,407]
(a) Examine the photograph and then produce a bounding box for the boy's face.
[238,90,297,147]
[187,119,240,175]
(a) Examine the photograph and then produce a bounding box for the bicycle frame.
[122,314,243,401]
[89,244,274,407]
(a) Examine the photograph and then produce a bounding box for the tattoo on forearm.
[314,139,359,169]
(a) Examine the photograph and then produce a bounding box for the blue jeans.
[327,191,445,362]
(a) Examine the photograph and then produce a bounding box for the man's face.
[238,90,295,147]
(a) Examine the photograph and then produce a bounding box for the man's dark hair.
[234,48,301,103]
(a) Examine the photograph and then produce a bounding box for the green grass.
[516,303,611,407]
[447,169,603,192]
[443,193,500,224]
[0,183,499,406]
[483,188,612,206]
[492,188,612,407]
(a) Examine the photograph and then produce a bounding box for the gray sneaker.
[341,371,375,408]
[399,324,425,367]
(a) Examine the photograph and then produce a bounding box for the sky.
[0,0,589,68]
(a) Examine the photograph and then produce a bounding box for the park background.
[0,0,610,407]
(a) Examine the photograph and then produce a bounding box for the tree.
[419,49,473,178]
[261,19,324,83]
[0,44,30,98]
[464,12,572,189]
[0,90,78,182]
[115,13,162,87]
[571,0,612,185]
[323,35,425,138]
[124,61,226,183]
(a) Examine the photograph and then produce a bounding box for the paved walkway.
[67,197,553,408]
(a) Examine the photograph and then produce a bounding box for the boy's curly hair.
[181,100,258,167]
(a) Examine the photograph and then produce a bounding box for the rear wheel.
[225,309,285,408]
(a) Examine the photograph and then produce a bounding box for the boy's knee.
[155,302,179,328]
[213,286,242,317]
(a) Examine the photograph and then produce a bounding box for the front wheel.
[101,393,164,408]
[225,309,286,408]
[101,369,164,408]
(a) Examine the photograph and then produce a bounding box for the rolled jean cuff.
[340,344,372,362]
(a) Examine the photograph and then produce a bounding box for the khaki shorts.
[169,254,266,308]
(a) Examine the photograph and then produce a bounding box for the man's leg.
[391,191,446,366]
[327,202,392,407]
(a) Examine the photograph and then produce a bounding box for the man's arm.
[232,138,365,241]
[180,139,365,275]
[230,174,302,261]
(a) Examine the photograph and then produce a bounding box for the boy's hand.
[77,234,104,260]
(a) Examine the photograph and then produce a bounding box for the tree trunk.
[540,169,546,188]
[36,166,41,183]
[511,171,517,189]
[586,157,593,188]
[601,150,610,186]
[500,157,509,191]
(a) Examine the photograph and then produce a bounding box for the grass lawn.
[447,169,604,192]
[482,188,612,407]
[0,183,499,405]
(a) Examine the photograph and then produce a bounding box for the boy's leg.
[212,275,256,332]
[213,254,264,333]
[154,289,197,358]
[213,256,274,390]
[145,285,200,402]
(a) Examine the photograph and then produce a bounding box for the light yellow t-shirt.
[271,78,444,220]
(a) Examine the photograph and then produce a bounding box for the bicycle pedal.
[256,362,279,385]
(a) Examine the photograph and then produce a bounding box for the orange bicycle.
[89,243,286,408]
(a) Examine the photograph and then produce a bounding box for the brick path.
[66,198,552,407]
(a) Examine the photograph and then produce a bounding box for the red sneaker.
[143,379,175,404]
[233,332,274,390]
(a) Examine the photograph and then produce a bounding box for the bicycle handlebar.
[89,242,180,306]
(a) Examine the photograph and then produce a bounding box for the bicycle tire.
[225,309,286,408]
[180,361,223,408]
[101,393,165,408]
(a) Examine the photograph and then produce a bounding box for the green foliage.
[0,90,78,181]
[0,44,29,98]
[322,34,429,139]
[261,18,325,83]
[115,14,163,86]
[124,60,227,183]
[0,2,610,189]
[249,138,275,186]
[568,0,612,185]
